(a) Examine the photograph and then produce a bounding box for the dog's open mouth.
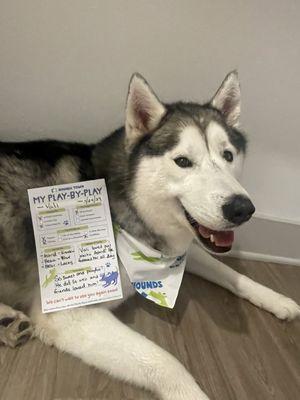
[184,210,234,253]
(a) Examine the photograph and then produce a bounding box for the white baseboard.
[227,215,300,266]
[254,211,300,226]
[223,249,300,267]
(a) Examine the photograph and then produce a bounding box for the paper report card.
[28,179,123,313]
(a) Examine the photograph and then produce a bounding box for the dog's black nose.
[222,195,255,225]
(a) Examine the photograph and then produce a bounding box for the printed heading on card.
[28,179,123,313]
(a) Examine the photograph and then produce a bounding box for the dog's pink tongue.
[198,225,234,247]
[214,231,234,247]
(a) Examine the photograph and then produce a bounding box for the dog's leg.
[186,242,300,321]
[0,303,33,347]
[30,301,209,400]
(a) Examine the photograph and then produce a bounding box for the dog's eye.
[174,157,193,168]
[223,150,233,162]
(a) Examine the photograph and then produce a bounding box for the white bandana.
[115,225,186,308]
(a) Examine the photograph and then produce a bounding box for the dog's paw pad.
[0,317,15,327]
[16,333,32,346]
[0,310,33,348]
[18,321,30,332]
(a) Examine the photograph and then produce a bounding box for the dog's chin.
[183,209,234,254]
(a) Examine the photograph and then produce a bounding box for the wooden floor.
[0,258,299,400]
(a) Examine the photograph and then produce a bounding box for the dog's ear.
[125,73,166,151]
[210,70,241,128]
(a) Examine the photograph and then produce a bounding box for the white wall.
[0,0,299,222]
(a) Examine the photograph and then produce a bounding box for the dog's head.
[125,72,255,254]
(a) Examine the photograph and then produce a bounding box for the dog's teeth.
[210,234,215,243]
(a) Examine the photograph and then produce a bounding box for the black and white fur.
[0,72,299,400]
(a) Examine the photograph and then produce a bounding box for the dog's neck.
[92,129,193,256]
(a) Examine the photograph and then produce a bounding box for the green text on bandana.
[115,226,186,308]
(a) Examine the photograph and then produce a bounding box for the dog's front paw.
[254,292,300,321]
[159,377,210,400]
[161,387,210,400]
[270,295,300,321]
[241,278,300,321]
[0,306,33,347]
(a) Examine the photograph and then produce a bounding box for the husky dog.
[0,72,299,400]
